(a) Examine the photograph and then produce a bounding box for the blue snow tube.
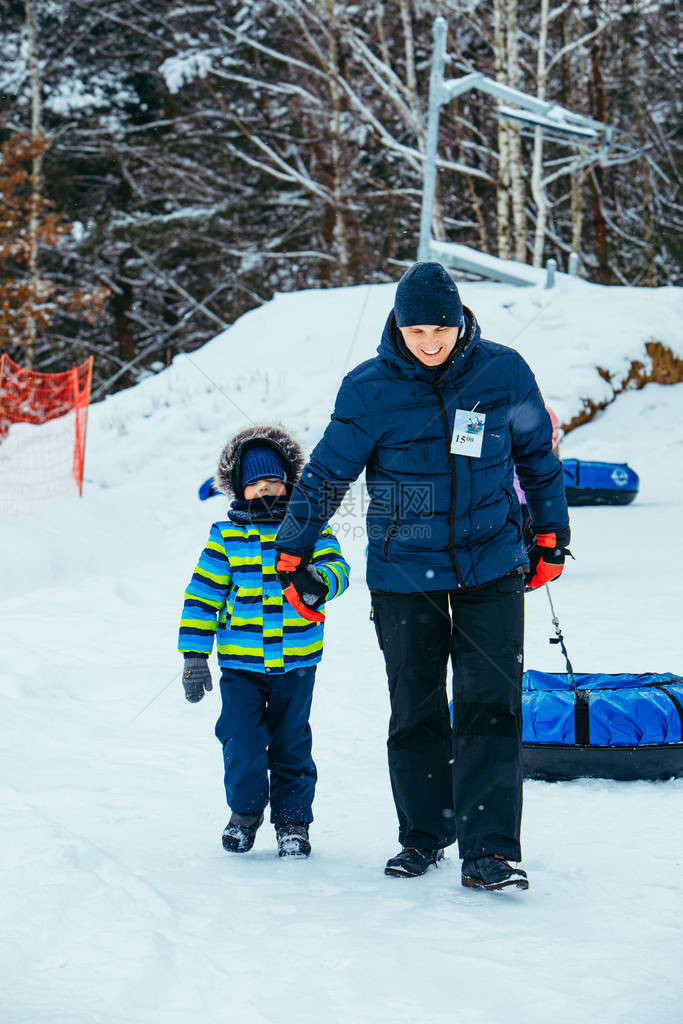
[562,459,639,506]
[522,671,683,780]
[449,671,683,780]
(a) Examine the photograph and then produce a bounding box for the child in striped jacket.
[179,424,349,858]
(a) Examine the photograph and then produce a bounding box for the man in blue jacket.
[276,262,570,891]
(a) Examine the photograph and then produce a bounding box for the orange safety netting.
[0,353,94,515]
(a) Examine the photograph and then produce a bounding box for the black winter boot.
[384,846,444,877]
[221,812,264,853]
[461,855,528,891]
[276,823,311,858]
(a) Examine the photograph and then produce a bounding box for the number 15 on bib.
[451,409,486,458]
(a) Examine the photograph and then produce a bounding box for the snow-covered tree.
[0,0,678,395]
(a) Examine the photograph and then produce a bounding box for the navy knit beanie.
[394,262,463,328]
[240,444,287,490]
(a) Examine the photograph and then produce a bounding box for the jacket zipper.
[433,385,464,587]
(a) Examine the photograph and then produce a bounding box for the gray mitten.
[182,657,213,703]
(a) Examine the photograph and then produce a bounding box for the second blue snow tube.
[562,459,639,506]
[521,670,683,780]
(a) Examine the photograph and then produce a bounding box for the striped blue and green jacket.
[178,520,349,673]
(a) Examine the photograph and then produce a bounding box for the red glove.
[276,552,327,622]
[526,528,572,591]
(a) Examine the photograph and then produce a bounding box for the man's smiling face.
[398,323,461,366]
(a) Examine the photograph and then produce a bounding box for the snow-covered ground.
[2,274,682,1024]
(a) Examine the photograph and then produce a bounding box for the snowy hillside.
[2,275,682,1024]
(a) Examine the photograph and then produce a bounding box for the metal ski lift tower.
[418,17,615,285]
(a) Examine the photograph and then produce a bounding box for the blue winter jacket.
[277,308,568,592]
[178,520,349,673]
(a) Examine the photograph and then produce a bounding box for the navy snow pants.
[214,666,317,825]
[371,572,525,861]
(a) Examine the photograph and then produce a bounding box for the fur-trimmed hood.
[215,423,306,499]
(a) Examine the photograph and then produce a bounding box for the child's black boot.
[276,823,311,858]
[222,812,264,853]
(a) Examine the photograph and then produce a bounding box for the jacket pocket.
[383,505,400,559]
[490,570,526,596]
[504,488,522,542]
[370,605,384,650]
[476,396,508,413]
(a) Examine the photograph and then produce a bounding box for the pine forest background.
[0,0,680,398]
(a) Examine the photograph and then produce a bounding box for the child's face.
[243,476,287,500]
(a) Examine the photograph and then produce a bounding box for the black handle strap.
[545,585,575,686]
[573,689,591,746]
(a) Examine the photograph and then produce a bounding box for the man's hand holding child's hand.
[276,552,328,621]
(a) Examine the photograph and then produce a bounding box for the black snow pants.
[371,571,525,861]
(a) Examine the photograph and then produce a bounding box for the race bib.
[451,409,486,458]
